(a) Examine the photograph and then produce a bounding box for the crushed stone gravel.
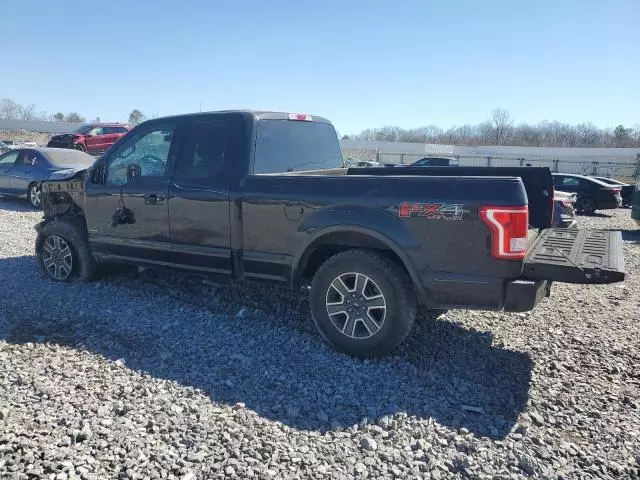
[1,197,639,479]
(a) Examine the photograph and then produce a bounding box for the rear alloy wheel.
[325,272,387,340]
[577,197,597,216]
[74,143,85,152]
[28,183,42,209]
[310,250,416,357]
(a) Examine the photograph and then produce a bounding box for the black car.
[592,177,635,207]
[552,173,622,215]
[395,156,458,167]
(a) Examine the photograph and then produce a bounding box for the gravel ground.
[0,131,51,147]
[0,198,639,480]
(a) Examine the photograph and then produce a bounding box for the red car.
[47,123,129,155]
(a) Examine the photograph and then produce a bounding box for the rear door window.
[561,177,580,188]
[254,120,343,174]
[174,120,229,182]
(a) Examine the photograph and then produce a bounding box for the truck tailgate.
[523,228,625,284]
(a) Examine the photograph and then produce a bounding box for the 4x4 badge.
[399,202,468,220]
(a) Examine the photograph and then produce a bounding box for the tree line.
[0,98,148,127]
[347,109,640,148]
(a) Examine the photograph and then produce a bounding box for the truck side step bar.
[523,228,625,284]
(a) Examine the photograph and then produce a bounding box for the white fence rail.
[349,152,640,180]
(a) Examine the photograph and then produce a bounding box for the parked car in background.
[353,160,383,167]
[553,190,577,228]
[0,141,10,153]
[407,157,459,167]
[0,148,95,208]
[47,123,129,155]
[592,176,635,207]
[552,173,622,215]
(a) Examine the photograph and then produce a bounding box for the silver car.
[0,147,95,208]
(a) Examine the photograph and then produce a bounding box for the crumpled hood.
[51,133,79,140]
[47,167,88,181]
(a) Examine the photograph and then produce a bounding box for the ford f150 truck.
[35,111,626,357]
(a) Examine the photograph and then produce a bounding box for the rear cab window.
[253,119,343,174]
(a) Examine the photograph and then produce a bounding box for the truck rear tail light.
[288,113,313,121]
[479,206,529,260]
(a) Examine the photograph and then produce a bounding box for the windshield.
[72,125,93,135]
[254,120,343,174]
[45,149,96,167]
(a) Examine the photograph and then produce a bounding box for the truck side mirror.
[90,161,106,184]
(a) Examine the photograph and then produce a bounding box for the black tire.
[36,220,96,282]
[27,182,42,209]
[73,143,86,152]
[310,249,417,357]
[576,197,597,216]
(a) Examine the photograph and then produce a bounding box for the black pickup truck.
[36,111,626,357]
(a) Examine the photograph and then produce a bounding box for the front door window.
[105,124,176,186]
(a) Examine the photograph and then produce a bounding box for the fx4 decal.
[399,202,468,220]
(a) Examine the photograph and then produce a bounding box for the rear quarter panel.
[238,174,528,287]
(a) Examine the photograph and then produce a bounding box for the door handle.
[144,193,166,205]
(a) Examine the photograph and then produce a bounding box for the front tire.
[310,250,416,357]
[73,143,86,152]
[36,221,96,282]
[28,183,42,209]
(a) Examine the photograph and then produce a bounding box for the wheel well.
[578,196,597,208]
[296,231,410,285]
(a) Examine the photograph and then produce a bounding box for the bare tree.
[489,109,513,145]
[0,98,20,119]
[53,112,65,122]
[65,112,85,123]
[335,106,640,148]
[128,109,145,126]
[18,103,36,120]
[576,122,601,146]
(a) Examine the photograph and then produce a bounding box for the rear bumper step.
[523,228,625,284]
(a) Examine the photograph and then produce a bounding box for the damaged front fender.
[41,170,87,219]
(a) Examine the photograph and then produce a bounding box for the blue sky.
[2,0,638,134]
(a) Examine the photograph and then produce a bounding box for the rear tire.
[27,182,42,209]
[310,249,416,357]
[36,221,96,282]
[577,197,597,216]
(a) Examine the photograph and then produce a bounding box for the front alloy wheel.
[41,235,73,280]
